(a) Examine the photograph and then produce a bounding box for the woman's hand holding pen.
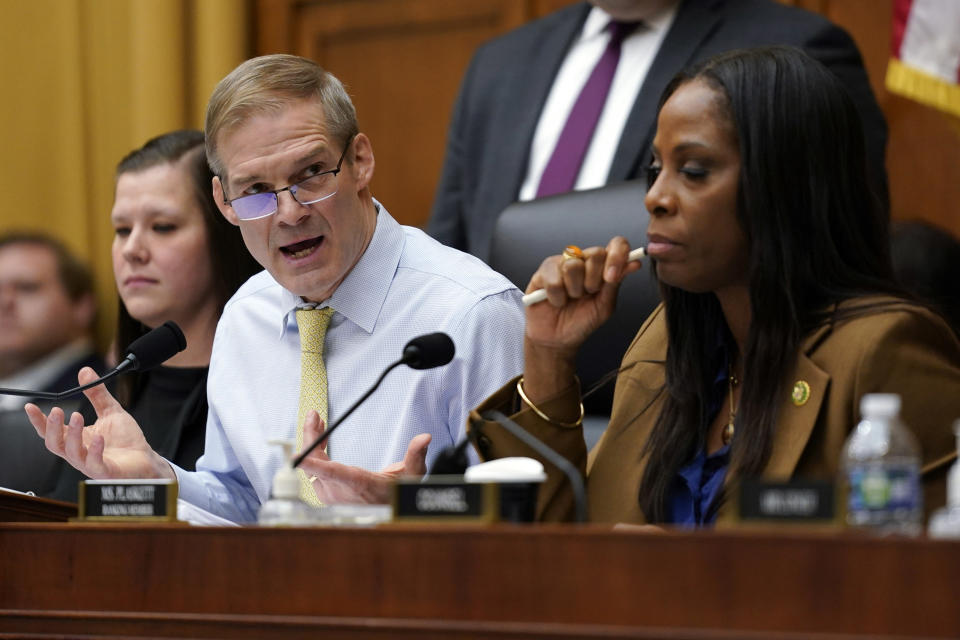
[521,236,644,404]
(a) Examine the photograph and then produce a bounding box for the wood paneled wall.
[255,0,959,238]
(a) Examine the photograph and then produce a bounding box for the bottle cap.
[860,393,901,419]
[268,440,300,499]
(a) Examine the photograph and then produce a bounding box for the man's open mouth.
[280,236,323,259]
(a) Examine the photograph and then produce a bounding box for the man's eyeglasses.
[222,134,355,221]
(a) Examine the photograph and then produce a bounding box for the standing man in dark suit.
[428,0,888,261]
[0,232,104,495]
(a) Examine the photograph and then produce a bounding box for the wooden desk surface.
[1,522,958,639]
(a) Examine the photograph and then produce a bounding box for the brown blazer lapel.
[717,327,832,525]
[764,350,831,478]
[762,322,835,478]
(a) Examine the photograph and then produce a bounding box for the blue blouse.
[666,348,733,527]
[669,444,730,526]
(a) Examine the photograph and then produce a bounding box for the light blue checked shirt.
[173,203,525,522]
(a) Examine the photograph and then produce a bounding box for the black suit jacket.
[428,0,888,260]
[0,351,105,495]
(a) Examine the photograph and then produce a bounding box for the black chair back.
[489,180,661,416]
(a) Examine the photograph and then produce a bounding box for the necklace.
[722,368,738,446]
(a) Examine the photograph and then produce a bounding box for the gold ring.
[562,245,584,261]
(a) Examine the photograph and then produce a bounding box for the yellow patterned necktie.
[295,307,335,506]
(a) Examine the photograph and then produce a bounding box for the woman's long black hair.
[638,46,903,522]
[113,130,261,406]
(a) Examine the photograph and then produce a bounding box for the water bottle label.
[847,464,920,513]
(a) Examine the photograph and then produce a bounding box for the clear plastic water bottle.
[928,420,960,539]
[841,393,922,536]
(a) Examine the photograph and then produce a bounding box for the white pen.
[521,246,647,307]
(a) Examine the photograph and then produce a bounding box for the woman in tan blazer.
[470,46,960,525]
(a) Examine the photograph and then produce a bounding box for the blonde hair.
[204,54,358,177]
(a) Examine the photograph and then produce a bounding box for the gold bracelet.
[516,377,584,428]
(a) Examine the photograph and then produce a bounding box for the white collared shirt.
[173,202,525,522]
[519,3,678,201]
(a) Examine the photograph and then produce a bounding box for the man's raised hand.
[24,366,173,480]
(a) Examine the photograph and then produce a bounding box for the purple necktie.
[537,21,640,198]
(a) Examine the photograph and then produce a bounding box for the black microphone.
[427,437,473,475]
[0,321,187,401]
[403,332,455,369]
[291,332,456,469]
[116,321,187,373]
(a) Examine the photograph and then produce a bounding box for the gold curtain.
[0,0,250,347]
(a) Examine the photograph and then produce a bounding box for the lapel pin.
[791,380,811,406]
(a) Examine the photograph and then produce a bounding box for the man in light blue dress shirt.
[26,55,525,523]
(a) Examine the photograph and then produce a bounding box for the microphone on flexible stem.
[291,332,456,469]
[427,369,632,478]
[428,366,630,476]
[114,321,187,374]
[0,321,187,402]
[427,436,474,475]
[476,409,588,523]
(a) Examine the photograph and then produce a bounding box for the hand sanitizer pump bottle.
[258,440,316,526]
[929,421,960,539]
[841,393,922,536]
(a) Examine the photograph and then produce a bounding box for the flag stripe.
[885,58,960,118]
[890,0,914,59]
[898,0,960,82]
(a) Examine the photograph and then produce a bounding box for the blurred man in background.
[0,232,104,494]
[428,0,888,260]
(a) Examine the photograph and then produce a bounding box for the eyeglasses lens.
[291,175,336,204]
[230,172,338,220]
[233,193,278,220]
